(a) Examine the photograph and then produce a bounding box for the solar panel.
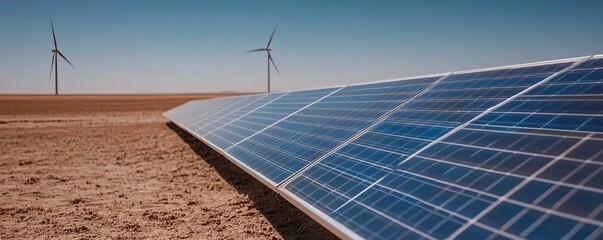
[188,95,264,133]
[281,58,581,239]
[441,57,603,239]
[204,87,340,150]
[194,92,287,136]
[164,97,223,124]
[163,54,603,239]
[225,75,443,186]
[178,96,247,128]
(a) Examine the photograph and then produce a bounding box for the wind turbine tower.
[49,17,75,95]
[246,25,279,93]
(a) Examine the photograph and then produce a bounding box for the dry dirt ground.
[0,95,337,239]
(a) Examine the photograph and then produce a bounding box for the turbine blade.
[57,51,75,69]
[246,48,266,53]
[49,54,55,82]
[268,53,279,75]
[266,24,277,48]
[50,17,57,50]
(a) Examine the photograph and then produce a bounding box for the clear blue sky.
[1,0,602,94]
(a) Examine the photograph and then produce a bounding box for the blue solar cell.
[227,76,442,185]
[454,225,509,240]
[524,215,583,240]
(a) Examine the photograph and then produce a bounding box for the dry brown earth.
[0,95,337,239]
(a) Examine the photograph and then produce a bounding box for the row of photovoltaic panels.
[163,55,603,239]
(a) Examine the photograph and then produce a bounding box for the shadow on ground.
[167,123,339,240]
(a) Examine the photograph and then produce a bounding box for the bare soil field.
[0,95,336,239]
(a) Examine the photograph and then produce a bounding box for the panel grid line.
[332,176,386,213]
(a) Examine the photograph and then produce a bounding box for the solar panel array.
[164,55,603,239]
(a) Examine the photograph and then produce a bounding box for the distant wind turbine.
[49,17,75,95]
[246,25,279,93]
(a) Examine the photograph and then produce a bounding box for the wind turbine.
[49,17,75,95]
[246,25,279,93]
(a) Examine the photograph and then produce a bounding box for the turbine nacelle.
[245,25,279,93]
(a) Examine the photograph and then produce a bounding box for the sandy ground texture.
[0,95,337,239]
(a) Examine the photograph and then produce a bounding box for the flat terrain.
[0,95,336,239]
